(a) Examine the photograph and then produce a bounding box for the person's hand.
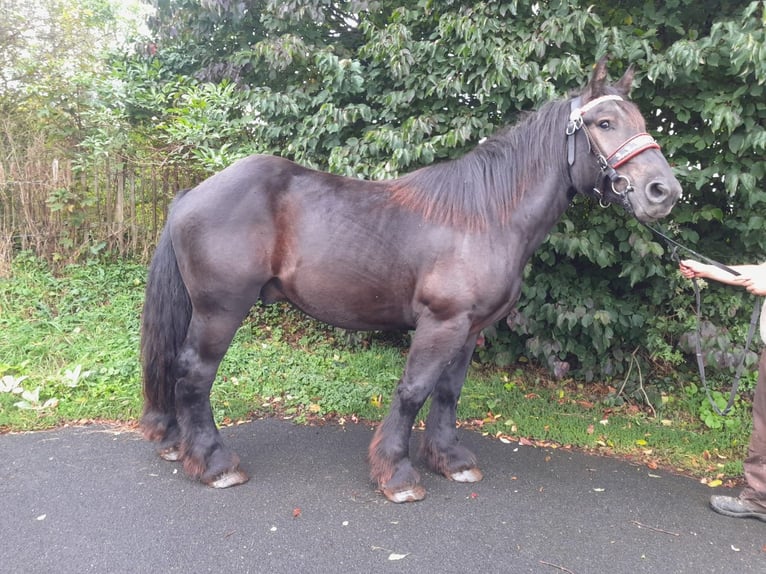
[733,265,766,296]
[679,259,707,279]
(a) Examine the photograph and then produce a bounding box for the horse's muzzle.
[630,176,681,222]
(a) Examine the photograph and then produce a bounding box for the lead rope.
[641,222,762,415]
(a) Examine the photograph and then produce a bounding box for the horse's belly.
[268,274,416,332]
[296,295,415,331]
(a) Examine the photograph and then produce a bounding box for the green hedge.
[95,1,766,381]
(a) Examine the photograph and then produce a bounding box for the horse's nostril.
[647,180,670,202]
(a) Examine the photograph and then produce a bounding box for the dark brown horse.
[140,59,681,502]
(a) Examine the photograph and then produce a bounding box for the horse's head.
[566,59,681,223]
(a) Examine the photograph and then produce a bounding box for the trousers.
[741,349,766,508]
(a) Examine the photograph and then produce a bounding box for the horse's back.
[172,154,387,223]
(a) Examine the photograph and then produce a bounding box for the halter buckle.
[566,116,582,136]
[610,174,632,196]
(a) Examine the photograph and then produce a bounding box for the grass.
[0,256,145,425]
[0,255,752,484]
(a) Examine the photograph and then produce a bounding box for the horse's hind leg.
[420,335,483,483]
[143,410,183,462]
[173,308,251,488]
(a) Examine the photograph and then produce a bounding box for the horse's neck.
[481,106,572,231]
[504,167,573,252]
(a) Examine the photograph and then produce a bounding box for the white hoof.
[159,447,181,461]
[383,485,427,503]
[209,468,249,489]
[450,468,483,483]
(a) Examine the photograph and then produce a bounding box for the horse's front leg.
[173,312,249,488]
[420,334,483,483]
[368,316,472,502]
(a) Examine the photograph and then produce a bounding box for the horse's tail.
[140,213,192,422]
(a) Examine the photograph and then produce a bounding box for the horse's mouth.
[630,202,675,224]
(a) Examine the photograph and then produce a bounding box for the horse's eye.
[598,120,611,130]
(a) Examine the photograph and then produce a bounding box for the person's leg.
[710,349,766,520]
[740,349,766,507]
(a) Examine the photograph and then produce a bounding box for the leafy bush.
[129,0,765,381]
[4,0,765,382]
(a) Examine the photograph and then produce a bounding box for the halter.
[566,95,661,210]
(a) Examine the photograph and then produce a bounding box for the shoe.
[710,495,766,522]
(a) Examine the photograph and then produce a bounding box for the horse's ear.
[582,57,609,103]
[614,65,635,96]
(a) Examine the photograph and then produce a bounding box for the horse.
[140,58,681,503]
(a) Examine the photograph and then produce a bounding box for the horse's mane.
[388,98,572,231]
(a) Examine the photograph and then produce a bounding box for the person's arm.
[679,259,766,295]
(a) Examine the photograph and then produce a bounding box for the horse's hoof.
[381,484,427,503]
[158,446,181,461]
[450,468,483,483]
[208,467,249,489]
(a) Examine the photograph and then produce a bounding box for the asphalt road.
[1,419,764,573]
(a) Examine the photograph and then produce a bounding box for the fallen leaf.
[708,479,723,488]
[388,553,409,561]
[292,508,302,519]
[586,424,595,435]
